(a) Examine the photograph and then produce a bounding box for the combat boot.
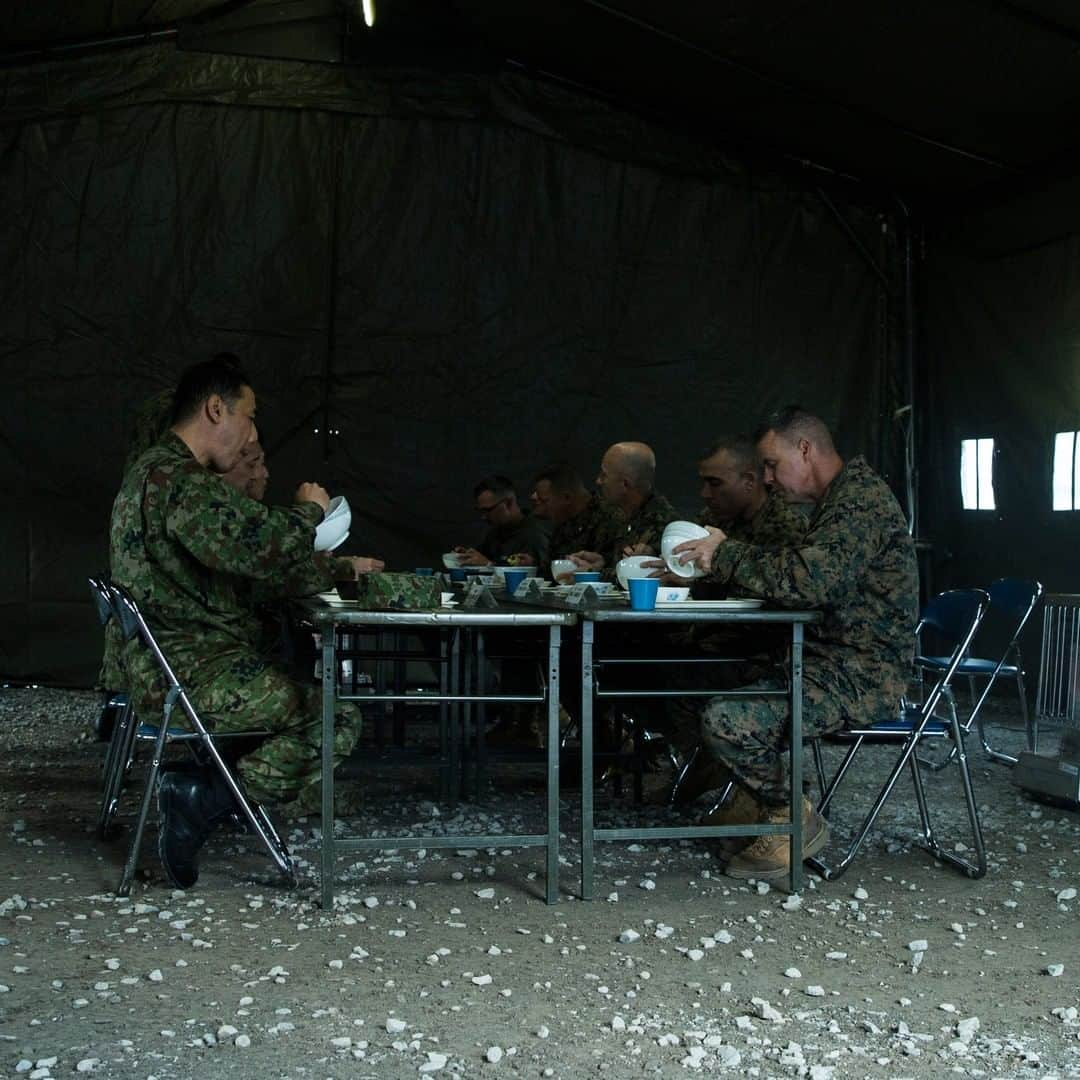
[724,796,829,881]
[157,769,238,889]
[699,782,761,861]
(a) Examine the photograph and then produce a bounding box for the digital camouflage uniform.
[603,490,679,572]
[110,433,363,805]
[98,389,178,691]
[699,456,918,806]
[546,494,619,571]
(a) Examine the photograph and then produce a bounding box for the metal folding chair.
[101,580,295,895]
[89,577,140,841]
[917,578,1043,766]
[807,588,990,881]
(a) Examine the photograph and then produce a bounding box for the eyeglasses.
[475,496,509,517]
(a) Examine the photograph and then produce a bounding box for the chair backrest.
[88,576,114,629]
[107,583,186,699]
[986,578,1043,648]
[916,588,990,718]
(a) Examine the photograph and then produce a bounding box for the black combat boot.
[157,769,239,888]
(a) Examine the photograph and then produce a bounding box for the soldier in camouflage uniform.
[529,462,618,578]
[454,475,552,568]
[667,437,809,793]
[674,408,918,880]
[110,359,366,888]
[570,442,678,577]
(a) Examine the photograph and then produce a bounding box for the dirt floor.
[1,687,1078,1079]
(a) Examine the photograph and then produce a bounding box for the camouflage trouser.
[700,677,842,807]
[189,668,363,806]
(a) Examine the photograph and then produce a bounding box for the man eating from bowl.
[529,462,618,581]
[454,474,552,569]
[669,406,918,880]
[110,357,367,889]
[570,442,678,577]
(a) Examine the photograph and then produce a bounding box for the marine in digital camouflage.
[548,493,619,565]
[604,489,679,569]
[110,432,362,804]
[700,455,918,805]
[698,489,808,547]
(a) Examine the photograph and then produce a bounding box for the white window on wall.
[1052,431,1080,511]
[960,437,996,510]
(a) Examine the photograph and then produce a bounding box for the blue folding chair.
[93,578,295,895]
[808,588,990,881]
[917,578,1042,766]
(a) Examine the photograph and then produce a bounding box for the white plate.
[654,599,765,610]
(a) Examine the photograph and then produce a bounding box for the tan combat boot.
[724,796,829,881]
[699,782,761,861]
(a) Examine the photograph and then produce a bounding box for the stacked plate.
[660,520,709,579]
[314,495,351,552]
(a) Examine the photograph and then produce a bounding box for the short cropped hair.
[699,434,761,478]
[754,405,835,453]
[473,474,515,500]
[171,355,250,425]
[532,462,587,496]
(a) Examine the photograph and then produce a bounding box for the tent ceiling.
[5,0,1080,205]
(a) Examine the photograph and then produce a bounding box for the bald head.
[597,441,657,513]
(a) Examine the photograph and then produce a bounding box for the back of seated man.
[571,441,678,576]
[529,462,617,580]
[672,406,919,881]
[454,474,552,569]
[110,357,367,889]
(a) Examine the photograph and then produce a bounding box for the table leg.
[320,621,337,909]
[789,622,804,894]
[546,625,561,904]
[581,620,595,901]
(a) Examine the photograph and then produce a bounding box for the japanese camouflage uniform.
[699,456,918,806]
[110,433,363,806]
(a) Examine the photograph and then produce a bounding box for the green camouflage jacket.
[547,494,618,568]
[605,489,679,567]
[707,456,918,721]
[110,433,324,704]
[699,490,808,547]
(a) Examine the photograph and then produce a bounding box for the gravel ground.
[1,687,1079,1079]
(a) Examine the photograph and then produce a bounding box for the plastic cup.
[449,567,466,582]
[415,567,434,576]
[503,568,528,596]
[573,571,601,583]
[628,576,660,611]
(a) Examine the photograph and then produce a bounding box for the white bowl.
[661,519,709,542]
[616,555,657,590]
[657,586,690,602]
[314,498,352,552]
[551,558,576,582]
[442,551,464,569]
[324,495,350,522]
[661,537,706,578]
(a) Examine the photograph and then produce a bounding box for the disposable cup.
[574,571,601,583]
[628,576,660,611]
[503,569,528,596]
